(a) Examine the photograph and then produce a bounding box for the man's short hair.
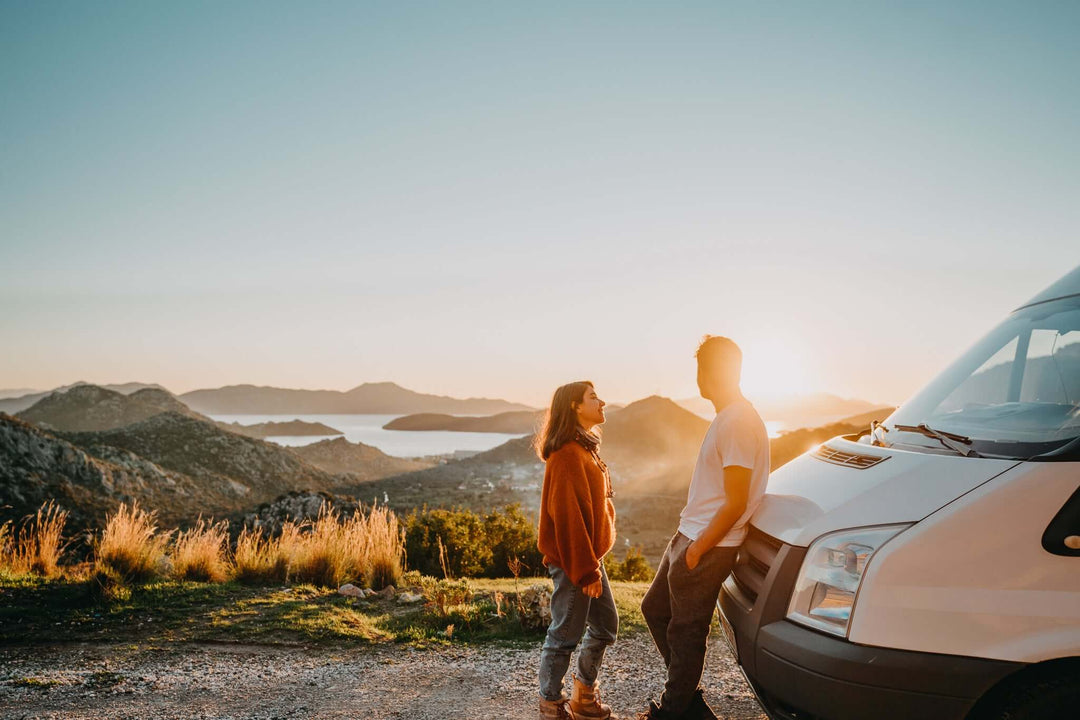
[695,335,742,381]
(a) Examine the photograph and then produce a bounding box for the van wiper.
[893,424,982,458]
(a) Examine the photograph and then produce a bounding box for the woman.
[536,381,618,720]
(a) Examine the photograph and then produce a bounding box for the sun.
[737,336,816,400]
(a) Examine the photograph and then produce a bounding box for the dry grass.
[286,503,405,589]
[94,502,171,582]
[233,522,299,585]
[0,502,69,577]
[172,517,230,582]
[5,500,405,592]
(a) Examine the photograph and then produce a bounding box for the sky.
[2,1,1078,408]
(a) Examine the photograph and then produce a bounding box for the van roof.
[1016,264,1080,310]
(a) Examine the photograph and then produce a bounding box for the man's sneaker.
[687,688,718,720]
[540,696,575,720]
[634,700,680,720]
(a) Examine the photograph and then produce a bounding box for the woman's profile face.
[574,386,606,429]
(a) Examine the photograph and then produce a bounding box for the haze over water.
[210,413,526,458]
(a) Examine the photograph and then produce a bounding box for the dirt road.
[0,634,765,719]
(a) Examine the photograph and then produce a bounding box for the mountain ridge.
[179,382,535,415]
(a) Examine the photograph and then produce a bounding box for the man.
[637,336,771,719]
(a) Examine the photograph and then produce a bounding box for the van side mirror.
[1043,485,1080,557]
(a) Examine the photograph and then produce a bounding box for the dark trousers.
[641,532,738,716]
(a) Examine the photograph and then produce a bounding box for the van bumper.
[718,540,1023,720]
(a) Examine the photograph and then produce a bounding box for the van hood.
[752,437,1020,547]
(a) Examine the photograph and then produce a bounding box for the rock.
[338,584,364,598]
[375,585,397,599]
[517,584,552,632]
[396,592,423,604]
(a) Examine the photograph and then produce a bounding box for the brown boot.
[570,676,611,720]
[540,696,575,720]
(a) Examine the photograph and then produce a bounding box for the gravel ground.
[0,634,766,719]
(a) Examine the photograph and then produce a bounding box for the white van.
[719,266,1080,720]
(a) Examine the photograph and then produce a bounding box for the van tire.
[975,672,1080,720]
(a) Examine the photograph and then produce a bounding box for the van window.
[886,295,1080,459]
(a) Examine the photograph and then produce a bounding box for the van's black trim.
[1043,484,1080,557]
[718,530,1025,720]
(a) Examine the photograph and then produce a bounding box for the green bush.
[404,505,545,579]
[605,546,653,582]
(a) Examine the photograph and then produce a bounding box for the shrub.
[404,507,489,578]
[171,518,230,582]
[94,502,171,583]
[89,566,131,604]
[484,505,544,578]
[605,546,653,582]
[0,502,69,577]
[404,505,544,579]
[417,576,473,618]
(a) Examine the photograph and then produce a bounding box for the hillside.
[179,382,534,415]
[17,385,207,432]
[219,419,344,439]
[383,411,541,434]
[0,382,167,415]
[59,412,338,502]
[290,437,431,478]
[0,414,245,533]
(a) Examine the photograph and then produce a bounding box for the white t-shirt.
[678,397,770,547]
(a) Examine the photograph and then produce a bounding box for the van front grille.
[811,444,889,469]
[730,526,783,607]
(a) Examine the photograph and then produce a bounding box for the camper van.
[719,266,1080,720]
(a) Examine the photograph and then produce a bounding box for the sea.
[207,413,526,459]
[208,413,841,460]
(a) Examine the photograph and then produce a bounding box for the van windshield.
[885,294,1080,460]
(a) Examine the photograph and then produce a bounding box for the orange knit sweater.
[537,441,617,586]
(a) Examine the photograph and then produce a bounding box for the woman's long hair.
[534,380,595,461]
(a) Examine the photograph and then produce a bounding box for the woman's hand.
[685,539,704,571]
[582,578,604,598]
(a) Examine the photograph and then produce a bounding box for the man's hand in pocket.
[685,539,705,571]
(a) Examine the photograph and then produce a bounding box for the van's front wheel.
[970,665,1080,720]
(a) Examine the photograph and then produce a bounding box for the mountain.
[179,382,535,415]
[58,412,338,502]
[383,411,542,434]
[832,407,896,430]
[0,388,41,400]
[219,419,344,439]
[599,396,710,483]
[17,385,207,432]
[0,382,169,415]
[290,437,431,478]
[0,414,248,533]
[677,392,882,427]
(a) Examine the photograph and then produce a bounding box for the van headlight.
[787,524,910,638]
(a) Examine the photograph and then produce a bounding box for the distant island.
[383,411,541,434]
[179,381,535,416]
[219,419,344,439]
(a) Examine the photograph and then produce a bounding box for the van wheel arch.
[966,657,1080,720]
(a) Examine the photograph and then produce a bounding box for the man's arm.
[685,465,751,570]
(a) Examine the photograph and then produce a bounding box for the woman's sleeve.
[545,450,602,587]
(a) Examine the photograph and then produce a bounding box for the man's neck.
[710,389,744,414]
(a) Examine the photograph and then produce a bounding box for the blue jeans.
[538,563,619,701]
